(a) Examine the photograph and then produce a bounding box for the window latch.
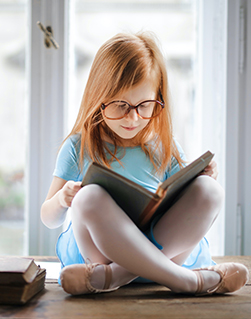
[37,21,59,49]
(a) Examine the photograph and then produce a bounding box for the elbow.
[40,204,50,229]
[40,203,57,229]
[40,202,66,229]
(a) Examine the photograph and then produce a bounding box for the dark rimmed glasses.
[101,93,165,120]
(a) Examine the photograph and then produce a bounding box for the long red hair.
[65,32,183,175]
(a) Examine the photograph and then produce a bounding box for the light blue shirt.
[53,134,185,193]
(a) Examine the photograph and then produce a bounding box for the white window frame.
[198,0,251,256]
[197,0,227,256]
[225,0,251,255]
[27,0,69,255]
[26,0,251,256]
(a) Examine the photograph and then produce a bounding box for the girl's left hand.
[201,160,218,180]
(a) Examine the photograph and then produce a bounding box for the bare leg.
[70,176,224,293]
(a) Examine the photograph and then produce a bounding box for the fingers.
[66,181,82,195]
[60,181,82,208]
[200,160,218,180]
[63,194,75,208]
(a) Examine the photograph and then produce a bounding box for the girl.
[41,32,248,296]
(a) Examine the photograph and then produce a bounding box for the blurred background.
[2,0,244,257]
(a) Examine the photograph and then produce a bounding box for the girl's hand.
[201,160,218,180]
[58,181,82,208]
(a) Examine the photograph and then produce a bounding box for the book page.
[36,262,61,280]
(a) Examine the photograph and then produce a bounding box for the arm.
[41,176,82,229]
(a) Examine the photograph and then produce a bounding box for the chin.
[115,132,139,145]
[118,132,138,140]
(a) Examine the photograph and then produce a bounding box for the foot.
[60,262,119,295]
[193,262,249,295]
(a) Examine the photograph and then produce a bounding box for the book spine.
[156,184,166,197]
[138,195,164,231]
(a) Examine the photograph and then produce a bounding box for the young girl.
[41,32,248,295]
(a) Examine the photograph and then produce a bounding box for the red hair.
[65,32,183,175]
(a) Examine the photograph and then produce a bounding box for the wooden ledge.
[0,256,250,319]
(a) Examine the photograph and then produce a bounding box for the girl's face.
[102,79,156,146]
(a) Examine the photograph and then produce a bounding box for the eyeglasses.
[101,93,165,120]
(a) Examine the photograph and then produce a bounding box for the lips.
[121,126,138,131]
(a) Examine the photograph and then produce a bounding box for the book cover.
[82,151,214,231]
[0,268,46,305]
[0,257,40,285]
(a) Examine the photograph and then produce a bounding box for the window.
[0,0,28,255]
[69,0,199,161]
[69,0,225,256]
[8,0,249,257]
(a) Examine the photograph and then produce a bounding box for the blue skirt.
[56,221,215,285]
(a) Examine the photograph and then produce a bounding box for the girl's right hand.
[58,181,82,208]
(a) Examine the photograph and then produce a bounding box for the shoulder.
[59,134,81,158]
[53,134,83,181]
[62,133,81,150]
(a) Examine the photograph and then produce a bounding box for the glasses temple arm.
[159,90,164,104]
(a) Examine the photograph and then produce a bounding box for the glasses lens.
[104,100,163,119]
[137,101,162,119]
[104,101,129,119]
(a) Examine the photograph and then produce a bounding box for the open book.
[81,151,214,231]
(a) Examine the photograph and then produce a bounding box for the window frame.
[225,0,251,255]
[196,0,227,256]
[26,0,251,256]
[27,0,69,255]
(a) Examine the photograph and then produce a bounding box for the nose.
[125,108,138,121]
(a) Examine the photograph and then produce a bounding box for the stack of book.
[0,257,46,305]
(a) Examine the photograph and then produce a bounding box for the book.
[0,268,46,305]
[0,257,40,286]
[81,151,214,231]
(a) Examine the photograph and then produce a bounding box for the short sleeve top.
[53,134,186,193]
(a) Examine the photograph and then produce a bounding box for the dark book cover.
[0,268,46,305]
[0,257,40,285]
[82,151,214,231]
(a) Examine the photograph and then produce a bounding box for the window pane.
[69,0,198,160]
[69,1,223,255]
[0,0,27,255]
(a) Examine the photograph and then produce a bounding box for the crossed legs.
[63,175,224,293]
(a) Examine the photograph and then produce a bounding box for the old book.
[0,257,40,285]
[82,150,214,231]
[0,268,46,305]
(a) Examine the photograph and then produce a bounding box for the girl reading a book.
[41,32,248,295]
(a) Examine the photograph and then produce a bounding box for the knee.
[190,175,225,212]
[71,184,109,221]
